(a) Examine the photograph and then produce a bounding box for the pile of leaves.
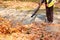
[0,17,60,40]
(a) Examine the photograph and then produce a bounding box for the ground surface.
[0,1,60,40]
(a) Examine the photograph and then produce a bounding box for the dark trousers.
[46,6,53,23]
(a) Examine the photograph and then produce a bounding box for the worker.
[31,0,56,23]
[40,0,56,23]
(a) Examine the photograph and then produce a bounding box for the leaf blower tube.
[31,3,41,17]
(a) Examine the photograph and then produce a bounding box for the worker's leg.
[46,6,53,23]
